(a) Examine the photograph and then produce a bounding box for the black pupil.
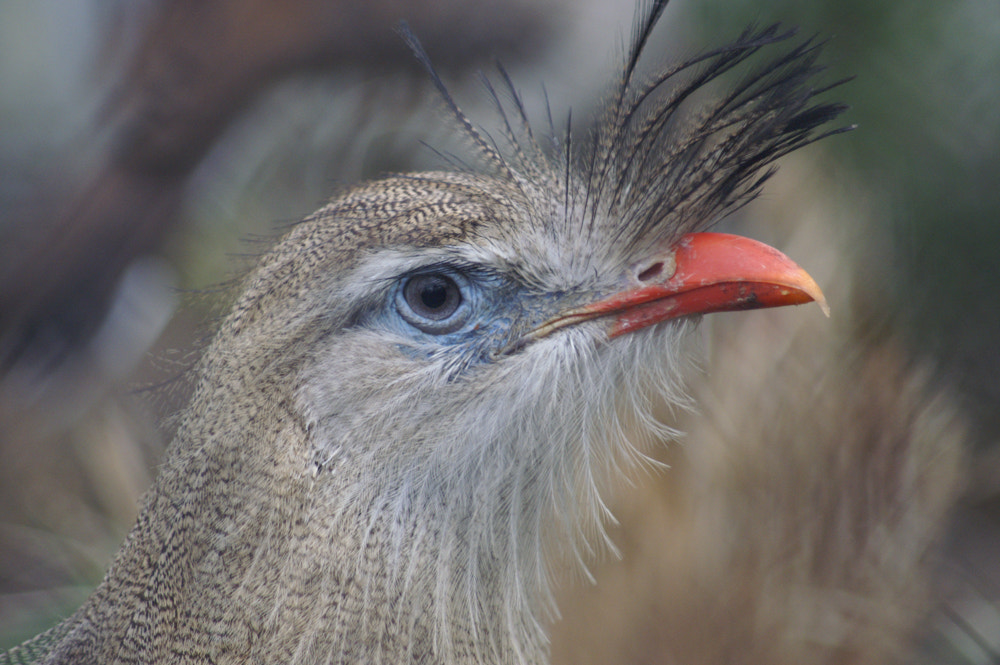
[405,274,461,321]
[420,280,448,310]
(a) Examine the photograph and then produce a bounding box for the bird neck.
[49,366,556,664]
[47,310,686,664]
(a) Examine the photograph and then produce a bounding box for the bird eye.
[396,272,470,334]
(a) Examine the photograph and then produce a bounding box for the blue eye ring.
[396,270,472,334]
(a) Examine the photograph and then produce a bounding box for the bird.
[1,2,853,663]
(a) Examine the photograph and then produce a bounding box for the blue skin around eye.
[381,270,533,368]
[369,264,579,376]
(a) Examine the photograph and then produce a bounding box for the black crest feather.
[403,2,852,251]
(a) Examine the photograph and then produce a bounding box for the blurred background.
[1,0,998,662]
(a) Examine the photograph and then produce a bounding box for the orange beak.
[526,232,827,343]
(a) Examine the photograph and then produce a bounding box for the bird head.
[62,4,850,664]
[185,10,847,655]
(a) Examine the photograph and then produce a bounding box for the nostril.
[637,262,663,282]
